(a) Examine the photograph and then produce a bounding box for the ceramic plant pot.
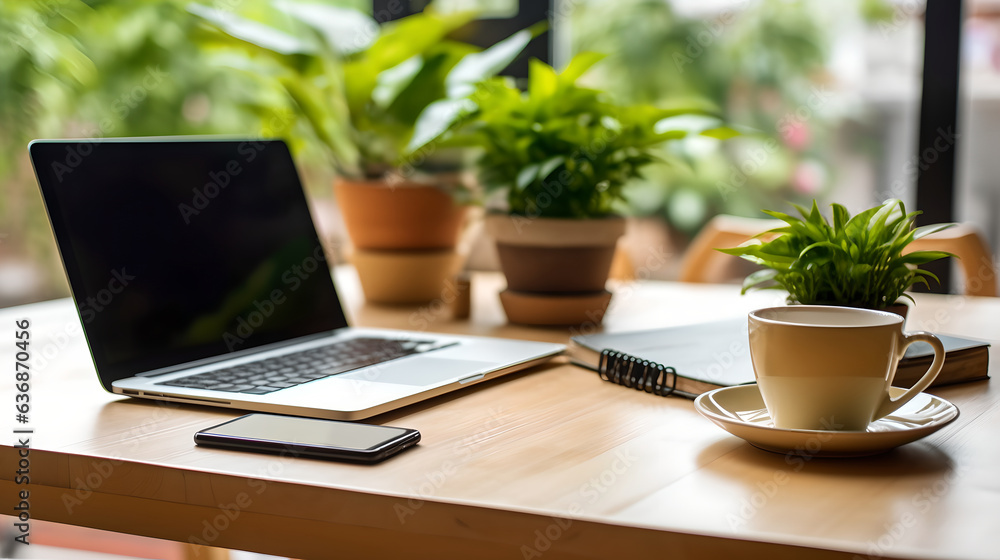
[352,250,463,304]
[485,214,626,326]
[334,177,467,250]
[335,177,468,304]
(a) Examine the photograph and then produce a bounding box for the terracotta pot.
[352,249,462,305]
[485,215,626,325]
[485,215,626,293]
[499,290,613,326]
[883,303,910,322]
[334,177,467,250]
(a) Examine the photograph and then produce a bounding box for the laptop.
[29,138,563,420]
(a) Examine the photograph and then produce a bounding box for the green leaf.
[741,268,779,294]
[913,223,956,239]
[446,26,539,97]
[699,126,741,140]
[897,251,954,265]
[558,50,604,83]
[372,55,424,109]
[445,51,731,219]
[281,75,358,176]
[406,97,478,154]
[850,264,873,278]
[364,9,474,72]
[386,45,472,123]
[516,162,540,191]
[276,1,377,55]
[761,209,803,227]
[537,156,565,182]
[188,4,314,55]
[832,203,849,232]
[528,58,558,99]
[720,199,954,307]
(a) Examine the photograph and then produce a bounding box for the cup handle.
[872,331,945,421]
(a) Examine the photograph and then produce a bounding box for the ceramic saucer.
[695,385,959,457]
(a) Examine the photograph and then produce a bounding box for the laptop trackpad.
[339,357,494,386]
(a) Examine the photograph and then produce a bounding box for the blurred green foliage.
[0,0,899,303]
[191,1,538,179]
[0,0,354,301]
[439,53,733,218]
[570,0,890,234]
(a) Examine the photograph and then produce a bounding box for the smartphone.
[194,413,420,463]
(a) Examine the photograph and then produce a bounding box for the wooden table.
[2,268,998,560]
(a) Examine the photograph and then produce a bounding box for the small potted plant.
[717,199,954,314]
[425,53,731,325]
[192,3,537,303]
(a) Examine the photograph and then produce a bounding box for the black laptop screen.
[30,139,349,389]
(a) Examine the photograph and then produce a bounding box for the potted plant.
[422,53,732,325]
[191,3,537,303]
[717,199,954,314]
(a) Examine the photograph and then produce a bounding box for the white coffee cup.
[748,306,945,431]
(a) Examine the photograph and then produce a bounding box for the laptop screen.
[30,138,349,390]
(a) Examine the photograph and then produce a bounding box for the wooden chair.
[677,215,783,284]
[679,214,998,297]
[908,223,997,297]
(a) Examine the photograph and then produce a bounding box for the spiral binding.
[597,349,678,397]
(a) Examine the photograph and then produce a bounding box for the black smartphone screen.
[195,413,420,463]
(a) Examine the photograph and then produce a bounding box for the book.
[898,334,991,388]
[569,318,991,397]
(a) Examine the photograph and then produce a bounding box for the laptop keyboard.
[157,337,450,395]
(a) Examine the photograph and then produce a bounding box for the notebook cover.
[570,319,991,395]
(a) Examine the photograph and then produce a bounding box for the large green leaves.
[188,5,315,55]
[446,23,544,97]
[428,52,726,218]
[191,2,535,177]
[719,199,955,308]
[407,23,546,155]
[275,1,377,55]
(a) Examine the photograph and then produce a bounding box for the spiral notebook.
[569,319,990,399]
